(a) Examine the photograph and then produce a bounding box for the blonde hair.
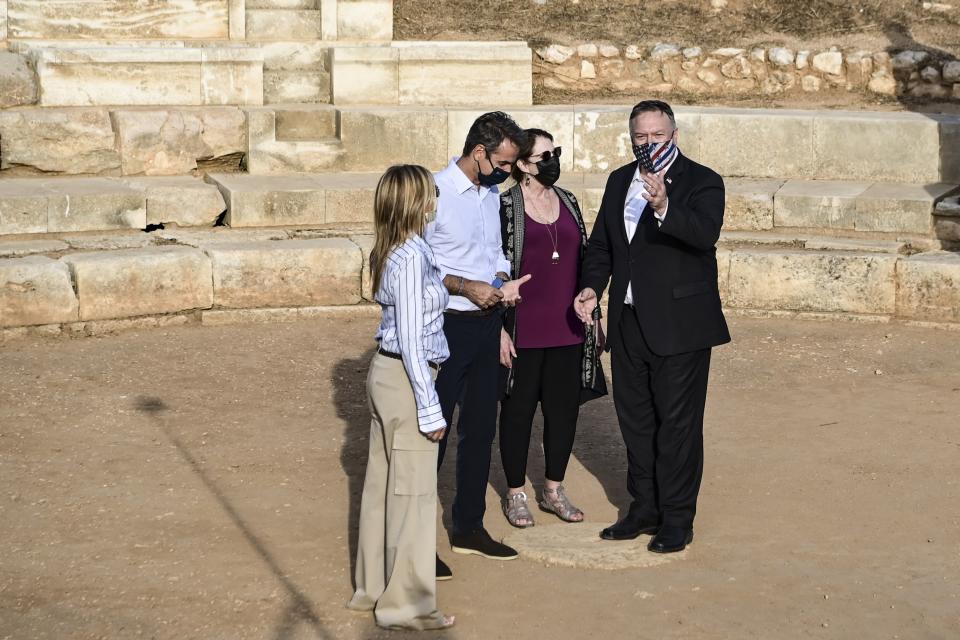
[370,164,437,296]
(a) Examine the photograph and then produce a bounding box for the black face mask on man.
[476,151,510,187]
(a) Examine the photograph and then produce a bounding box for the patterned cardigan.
[499,183,607,403]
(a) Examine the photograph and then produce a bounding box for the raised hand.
[500,273,532,307]
[574,287,598,325]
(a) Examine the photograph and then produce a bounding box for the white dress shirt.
[374,234,450,433]
[623,158,675,305]
[424,158,512,312]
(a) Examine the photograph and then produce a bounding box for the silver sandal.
[502,491,535,528]
[538,485,584,523]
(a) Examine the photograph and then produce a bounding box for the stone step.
[245,10,323,41]
[14,43,264,107]
[248,0,318,8]
[0,177,226,236]
[3,230,959,331]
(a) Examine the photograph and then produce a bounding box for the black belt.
[444,307,497,317]
[377,348,440,371]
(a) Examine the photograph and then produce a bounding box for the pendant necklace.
[544,220,560,264]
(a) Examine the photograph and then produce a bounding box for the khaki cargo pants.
[347,353,446,630]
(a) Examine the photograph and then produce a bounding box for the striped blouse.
[374,234,450,433]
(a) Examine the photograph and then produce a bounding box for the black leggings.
[498,343,582,488]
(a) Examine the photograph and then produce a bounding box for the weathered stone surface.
[112,108,246,176]
[200,47,264,106]
[854,183,955,234]
[7,0,229,39]
[264,70,329,104]
[261,41,330,72]
[868,71,897,95]
[154,227,289,247]
[59,232,155,251]
[0,108,120,175]
[0,177,146,234]
[650,43,681,60]
[62,246,212,321]
[0,51,38,108]
[245,9,322,39]
[892,50,929,72]
[812,51,843,75]
[350,234,374,301]
[124,177,227,227]
[275,106,337,141]
[504,524,683,570]
[0,256,79,327]
[0,239,69,258]
[338,107,448,172]
[330,45,398,105]
[700,109,814,178]
[812,113,941,182]
[580,59,596,79]
[209,173,326,227]
[337,0,393,40]
[0,183,47,235]
[573,107,633,173]
[944,61,960,84]
[35,47,203,107]
[896,252,960,322]
[537,44,575,65]
[396,42,532,107]
[724,179,782,231]
[726,249,897,314]
[768,47,794,67]
[206,238,361,308]
[0,0,7,41]
[774,180,871,230]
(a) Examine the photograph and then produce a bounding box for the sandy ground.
[1,314,959,640]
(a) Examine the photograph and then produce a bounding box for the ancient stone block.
[724,179,782,231]
[7,0,228,39]
[200,47,264,106]
[0,108,121,175]
[124,177,227,227]
[208,173,327,227]
[45,178,147,233]
[0,256,79,327]
[0,51,37,108]
[812,112,941,182]
[245,8,322,39]
[896,252,960,322]
[112,108,246,176]
[773,180,870,230]
[812,51,843,76]
[726,249,897,314]
[206,238,361,308]
[330,46,399,105]
[396,42,532,106]
[700,109,815,179]
[62,246,212,321]
[854,183,955,234]
[337,0,392,40]
[537,44,575,65]
[338,107,447,172]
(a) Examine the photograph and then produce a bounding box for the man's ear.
[470,144,486,161]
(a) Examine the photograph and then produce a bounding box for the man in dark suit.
[574,100,730,553]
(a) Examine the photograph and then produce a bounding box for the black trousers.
[611,307,712,529]
[499,343,582,489]
[435,312,502,536]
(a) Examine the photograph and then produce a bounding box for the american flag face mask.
[632,137,678,174]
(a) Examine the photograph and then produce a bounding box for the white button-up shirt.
[374,234,450,433]
[425,158,512,312]
[623,158,675,305]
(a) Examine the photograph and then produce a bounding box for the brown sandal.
[538,485,584,523]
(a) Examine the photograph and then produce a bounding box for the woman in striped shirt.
[347,165,455,631]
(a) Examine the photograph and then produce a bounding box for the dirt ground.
[1,314,959,639]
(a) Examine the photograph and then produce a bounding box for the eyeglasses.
[531,147,562,163]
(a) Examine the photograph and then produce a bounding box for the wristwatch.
[491,277,505,289]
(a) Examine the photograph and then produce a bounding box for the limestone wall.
[6,1,231,40]
[536,43,960,101]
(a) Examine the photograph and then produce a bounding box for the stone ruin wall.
[536,42,960,101]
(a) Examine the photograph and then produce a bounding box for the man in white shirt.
[425,112,530,575]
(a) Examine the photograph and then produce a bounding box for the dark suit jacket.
[580,153,731,356]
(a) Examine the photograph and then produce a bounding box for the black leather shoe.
[647,525,693,553]
[436,554,452,581]
[451,528,518,560]
[599,517,660,541]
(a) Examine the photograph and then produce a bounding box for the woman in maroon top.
[498,129,606,528]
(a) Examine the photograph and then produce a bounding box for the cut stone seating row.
[3,226,959,334]
[2,105,955,183]
[1,174,956,243]
[5,40,534,108]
